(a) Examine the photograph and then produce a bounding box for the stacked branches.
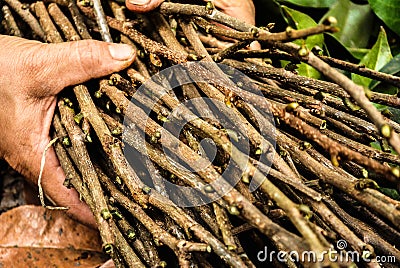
[1,0,400,267]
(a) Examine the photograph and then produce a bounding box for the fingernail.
[108,44,134,61]
[128,0,150,5]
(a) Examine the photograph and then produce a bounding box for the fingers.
[207,0,259,50]
[40,147,97,228]
[99,259,115,268]
[250,41,261,50]
[124,0,256,25]
[205,0,256,26]
[125,0,164,13]
[4,129,97,228]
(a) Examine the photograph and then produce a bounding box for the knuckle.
[73,40,102,79]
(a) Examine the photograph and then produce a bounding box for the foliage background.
[255,0,400,84]
[255,0,400,199]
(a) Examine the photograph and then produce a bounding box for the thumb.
[125,0,164,13]
[39,40,135,94]
[14,38,135,96]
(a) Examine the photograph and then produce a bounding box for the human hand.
[0,35,135,227]
[126,0,256,26]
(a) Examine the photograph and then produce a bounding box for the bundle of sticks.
[2,0,400,267]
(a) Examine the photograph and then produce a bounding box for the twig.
[67,1,91,39]
[97,83,249,267]
[321,129,400,166]
[244,112,374,257]
[97,170,221,264]
[78,5,189,64]
[233,49,400,89]
[255,80,381,139]
[120,17,327,256]
[278,131,400,228]
[203,65,399,184]
[58,99,115,250]
[159,2,255,32]
[193,16,337,42]
[318,55,400,88]
[213,203,237,251]
[212,40,252,62]
[2,5,22,37]
[92,0,112,42]
[271,42,400,154]
[45,0,92,39]
[3,0,45,40]
[48,3,80,41]
[73,84,149,207]
[33,1,63,43]
[336,193,400,247]
[324,198,400,263]
[224,59,400,109]
[100,81,320,258]
[179,18,299,181]
[150,13,216,120]
[132,221,163,267]
[109,220,146,267]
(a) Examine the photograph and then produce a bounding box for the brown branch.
[2,5,22,37]
[279,131,400,228]
[101,81,310,253]
[179,18,299,181]
[233,49,400,90]
[308,53,400,153]
[225,59,400,109]
[97,169,197,254]
[73,84,149,207]
[212,40,252,62]
[324,198,400,263]
[213,203,237,251]
[159,2,255,32]
[92,0,112,42]
[79,5,188,64]
[319,55,400,88]
[33,1,63,43]
[58,99,115,250]
[48,3,80,41]
[265,42,400,154]
[3,0,45,40]
[193,17,336,42]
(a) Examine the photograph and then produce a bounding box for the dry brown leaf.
[0,205,108,267]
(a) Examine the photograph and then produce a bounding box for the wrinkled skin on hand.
[126,0,256,26]
[0,35,135,227]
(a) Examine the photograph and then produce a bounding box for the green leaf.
[388,107,400,124]
[347,48,370,60]
[295,63,321,78]
[277,0,337,8]
[380,187,400,200]
[282,6,324,49]
[370,53,400,89]
[370,141,382,150]
[282,6,323,78]
[320,0,374,49]
[352,27,392,88]
[368,0,400,37]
